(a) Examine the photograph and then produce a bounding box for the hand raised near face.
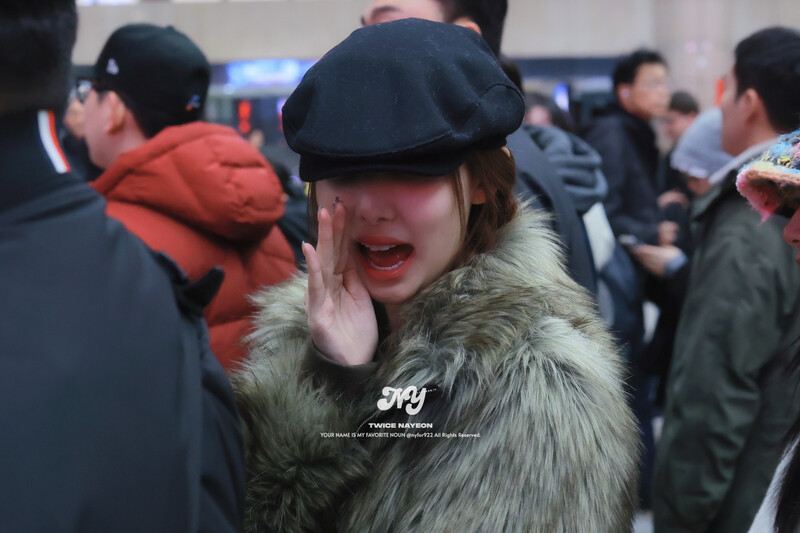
[302,200,379,366]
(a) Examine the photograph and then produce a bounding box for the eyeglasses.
[74,79,93,104]
[74,78,113,104]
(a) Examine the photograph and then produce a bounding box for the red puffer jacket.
[92,122,296,370]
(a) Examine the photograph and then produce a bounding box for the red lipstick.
[356,236,414,281]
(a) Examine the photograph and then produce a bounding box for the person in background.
[582,47,674,510]
[662,91,700,191]
[267,158,309,267]
[59,93,102,181]
[583,48,674,258]
[0,2,243,530]
[249,128,309,267]
[737,129,800,533]
[515,93,618,323]
[657,90,700,217]
[663,90,700,148]
[525,90,577,133]
[653,26,800,533]
[234,19,638,531]
[639,107,732,406]
[669,107,731,199]
[361,0,598,296]
[82,24,296,370]
[502,63,619,328]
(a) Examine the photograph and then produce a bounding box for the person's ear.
[103,91,127,134]
[451,17,481,37]
[740,87,766,125]
[458,164,487,206]
[618,85,632,101]
[471,180,487,205]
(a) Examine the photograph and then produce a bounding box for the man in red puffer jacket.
[83,23,296,370]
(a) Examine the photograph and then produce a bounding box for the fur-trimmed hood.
[234,208,639,532]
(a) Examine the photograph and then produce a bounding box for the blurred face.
[619,62,670,121]
[63,99,85,139]
[525,105,553,127]
[315,168,479,305]
[82,89,113,169]
[685,174,712,197]
[361,0,446,26]
[720,67,748,156]
[663,110,696,144]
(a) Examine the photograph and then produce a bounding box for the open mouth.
[358,242,414,271]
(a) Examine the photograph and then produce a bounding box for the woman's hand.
[302,200,378,366]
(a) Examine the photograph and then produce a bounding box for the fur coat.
[233,209,639,532]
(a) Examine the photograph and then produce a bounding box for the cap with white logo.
[92,24,210,126]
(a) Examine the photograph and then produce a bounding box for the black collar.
[0,109,81,213]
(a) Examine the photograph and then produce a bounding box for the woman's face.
[315,167,483,305]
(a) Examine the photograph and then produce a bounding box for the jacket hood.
[92,122,285,242]
[524,124,608,214]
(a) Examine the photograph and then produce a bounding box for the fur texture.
[234,209,639,532]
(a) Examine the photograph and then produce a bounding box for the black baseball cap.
[282,18,524,182]
[92,23,210,121]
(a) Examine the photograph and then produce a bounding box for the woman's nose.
[353,187,395,224]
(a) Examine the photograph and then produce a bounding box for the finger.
[302,242,325,310]
[316,207,336,289]
[332,200,350,275]
[342,249,370,299]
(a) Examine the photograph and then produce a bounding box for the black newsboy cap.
[282,18,524,182]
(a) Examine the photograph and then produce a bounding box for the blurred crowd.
[4,0,800,532]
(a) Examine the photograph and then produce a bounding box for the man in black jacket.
[361,0,597,296]
[584,49,674,249]
[583,48,676,509]
[0,2,244,531]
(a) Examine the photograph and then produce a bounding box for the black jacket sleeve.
[584,120,660,245]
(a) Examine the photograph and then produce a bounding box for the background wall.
[74,0,800,109]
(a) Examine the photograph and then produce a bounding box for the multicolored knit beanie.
[736,128,800,220]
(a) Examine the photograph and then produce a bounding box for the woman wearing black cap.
[234,19,638,532]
